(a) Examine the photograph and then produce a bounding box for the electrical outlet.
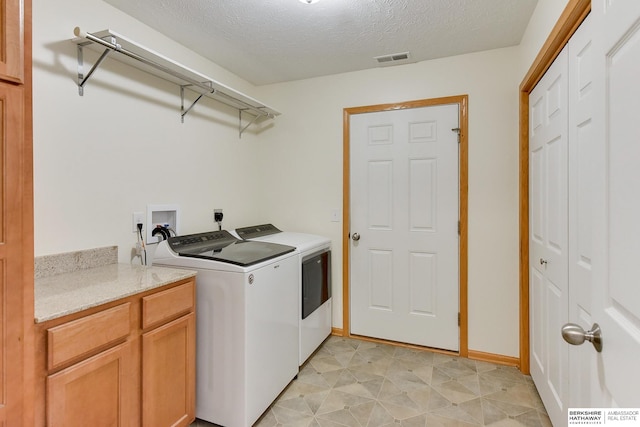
[214,209,223,223]
[132,212,144,233]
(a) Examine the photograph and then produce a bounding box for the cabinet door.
[142,313,195,427]
[47,342,137,427]
[0,82,25,425]
[0,0,24,83]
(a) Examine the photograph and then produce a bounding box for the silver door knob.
[352,233,360,241]
[561,323,603,352]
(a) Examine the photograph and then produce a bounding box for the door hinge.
[451,127,461,143]
[458,221,461,235]
[458,312,461,326]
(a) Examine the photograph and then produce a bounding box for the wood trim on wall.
[468,350,520,368]
[519,0,590,375]
[342,95,469,358]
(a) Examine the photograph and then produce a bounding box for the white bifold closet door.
[529,15,595,427]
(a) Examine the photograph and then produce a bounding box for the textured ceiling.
[103,0,538,86]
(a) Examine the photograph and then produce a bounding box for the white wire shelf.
[71,27,280,137]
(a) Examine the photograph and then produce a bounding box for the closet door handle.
[539,258,548,266]
[352,233,360,241]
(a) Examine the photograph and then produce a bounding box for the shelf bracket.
[180,85,208,123]
[77,44,112,96]
[239,109,260,138]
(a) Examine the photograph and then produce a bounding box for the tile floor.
[191,336,550,427]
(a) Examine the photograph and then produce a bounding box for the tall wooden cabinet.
[0,0,34,425]
[0,0,25,83]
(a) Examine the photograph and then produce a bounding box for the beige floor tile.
[191,336,549,427]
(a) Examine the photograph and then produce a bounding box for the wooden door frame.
[342,95,469,357]
[519,0,590,374]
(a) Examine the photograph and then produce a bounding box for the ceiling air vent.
[374,51,411,67]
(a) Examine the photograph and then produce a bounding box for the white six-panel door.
[590,0,640,407]
[350,104,459,351]
[566,16,596,411]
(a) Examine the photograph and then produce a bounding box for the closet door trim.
[518,0,590,374]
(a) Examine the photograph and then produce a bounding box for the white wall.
[33,0,569,358]
[519,0,572,76]
[33,0,269,262]
[253,49,522,357]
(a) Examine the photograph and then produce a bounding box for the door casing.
[342,95,469,358]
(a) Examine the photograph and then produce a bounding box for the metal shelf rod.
[75,28,216,96]
[73,27,274,120]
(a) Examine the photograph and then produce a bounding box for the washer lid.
[168,230,294,267]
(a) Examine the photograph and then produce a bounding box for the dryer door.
[302,250,331,319]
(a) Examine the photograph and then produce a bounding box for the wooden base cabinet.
[141,281,196,427]
[142,313,195,427]
[47,342,137,427]
[35,278,196,427]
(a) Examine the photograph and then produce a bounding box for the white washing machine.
[153,230,298,427]
[234,224,332,365]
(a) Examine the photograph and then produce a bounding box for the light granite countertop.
[34,263,197,323]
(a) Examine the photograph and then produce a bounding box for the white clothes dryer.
[234,224,332,365]
[154,230,298,427]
